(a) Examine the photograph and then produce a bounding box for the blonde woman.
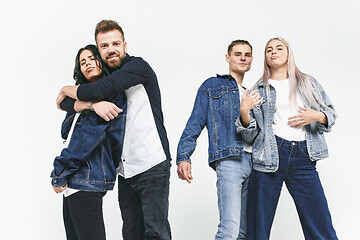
[236,38,338,239]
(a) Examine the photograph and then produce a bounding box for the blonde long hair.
[255,37,329,111]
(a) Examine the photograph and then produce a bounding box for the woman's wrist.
[318,112,327,124]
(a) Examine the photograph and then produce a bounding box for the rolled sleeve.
[235,113,259,144]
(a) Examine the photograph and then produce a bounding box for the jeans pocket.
[299,145,310,157]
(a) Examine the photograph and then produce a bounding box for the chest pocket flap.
[208,87,228,99]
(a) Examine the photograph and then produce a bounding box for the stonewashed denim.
[177,74,246,168]
[51,93,127,191]
[245,136,338,240]
[118,159,171,240]
[236,75,337,172]
[215,153,251,240]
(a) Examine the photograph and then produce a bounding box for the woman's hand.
[92,101,123,121]
[288,106,327,128]
[52,185,67,194]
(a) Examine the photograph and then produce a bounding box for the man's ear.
[124,42,128,53]
[225,54,230,63]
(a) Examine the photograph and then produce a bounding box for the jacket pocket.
[208,87,229,148]
[208,87,228,111]
[73,160,91,180]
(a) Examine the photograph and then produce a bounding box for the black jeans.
[118,159,171,240]
[63,191,107,240]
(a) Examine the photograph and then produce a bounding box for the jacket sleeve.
[176,85,208,165]
[77,57,152,101]
[61,112,75,140]
[235,108,260,144]
[310,76,337,133]
[50,113,111,187]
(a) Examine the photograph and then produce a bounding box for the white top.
[63,113,80,198]
[238,86,253,153]
[118,84,167,178]
[269,79,306,141]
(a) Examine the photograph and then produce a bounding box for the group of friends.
[50,19,338,240]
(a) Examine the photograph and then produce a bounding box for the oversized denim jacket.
[177,74,245,169]
[236,75,337,173]
[50,93,126,191]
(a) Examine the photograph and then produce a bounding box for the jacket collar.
[257,80,266,87]
[217,74,246,89]
[217,74,233,80]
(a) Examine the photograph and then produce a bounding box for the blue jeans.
[118,159,171,240]
[246,136,337,240]
[215,152,252,240]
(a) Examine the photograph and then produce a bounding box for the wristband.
[90,101,94,111]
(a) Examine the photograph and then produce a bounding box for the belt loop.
[276,135,284,147]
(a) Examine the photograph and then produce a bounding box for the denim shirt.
[236,75,337,173]
[50,93,127,191]
[177,74,245,169]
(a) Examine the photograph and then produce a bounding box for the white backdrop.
[1,0,359,239]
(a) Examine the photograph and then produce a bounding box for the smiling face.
[79,49,102,82]
[265,39,289,70]
[226,44,253,75]
[96,29,127,69]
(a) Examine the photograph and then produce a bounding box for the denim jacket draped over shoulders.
[177,74,246,169]
[51,93,127,191]
[235,75,337,173]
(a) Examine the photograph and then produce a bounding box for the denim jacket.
[236,75,337,173]
[50,93,126,191]
[177,74,245,169]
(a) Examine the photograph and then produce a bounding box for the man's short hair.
[227,40,252,55]
[95,20,125,42]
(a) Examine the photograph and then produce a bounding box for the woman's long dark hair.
[73,44,109,85]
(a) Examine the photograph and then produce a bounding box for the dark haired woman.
[51,44,126,240]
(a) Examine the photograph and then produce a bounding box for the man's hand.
[240,89,263,127]
[92,101,123,121]
[52,184,67,194]
[56,85,79,110]
[240,89,263,112]
[288,106,327,128]
[177,162,193,183]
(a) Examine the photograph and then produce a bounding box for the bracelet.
[90,101,94,111]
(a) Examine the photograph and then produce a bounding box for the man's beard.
[106,61,121,69]
[104,55,123,70]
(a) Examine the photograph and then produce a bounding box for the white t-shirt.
[62,113,80,198]
[117,84,167,179]
[238,86,253,153]
[269,79,306,141]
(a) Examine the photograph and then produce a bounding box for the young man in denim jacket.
[177,40,262,239]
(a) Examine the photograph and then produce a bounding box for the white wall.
[1,0,359,239]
